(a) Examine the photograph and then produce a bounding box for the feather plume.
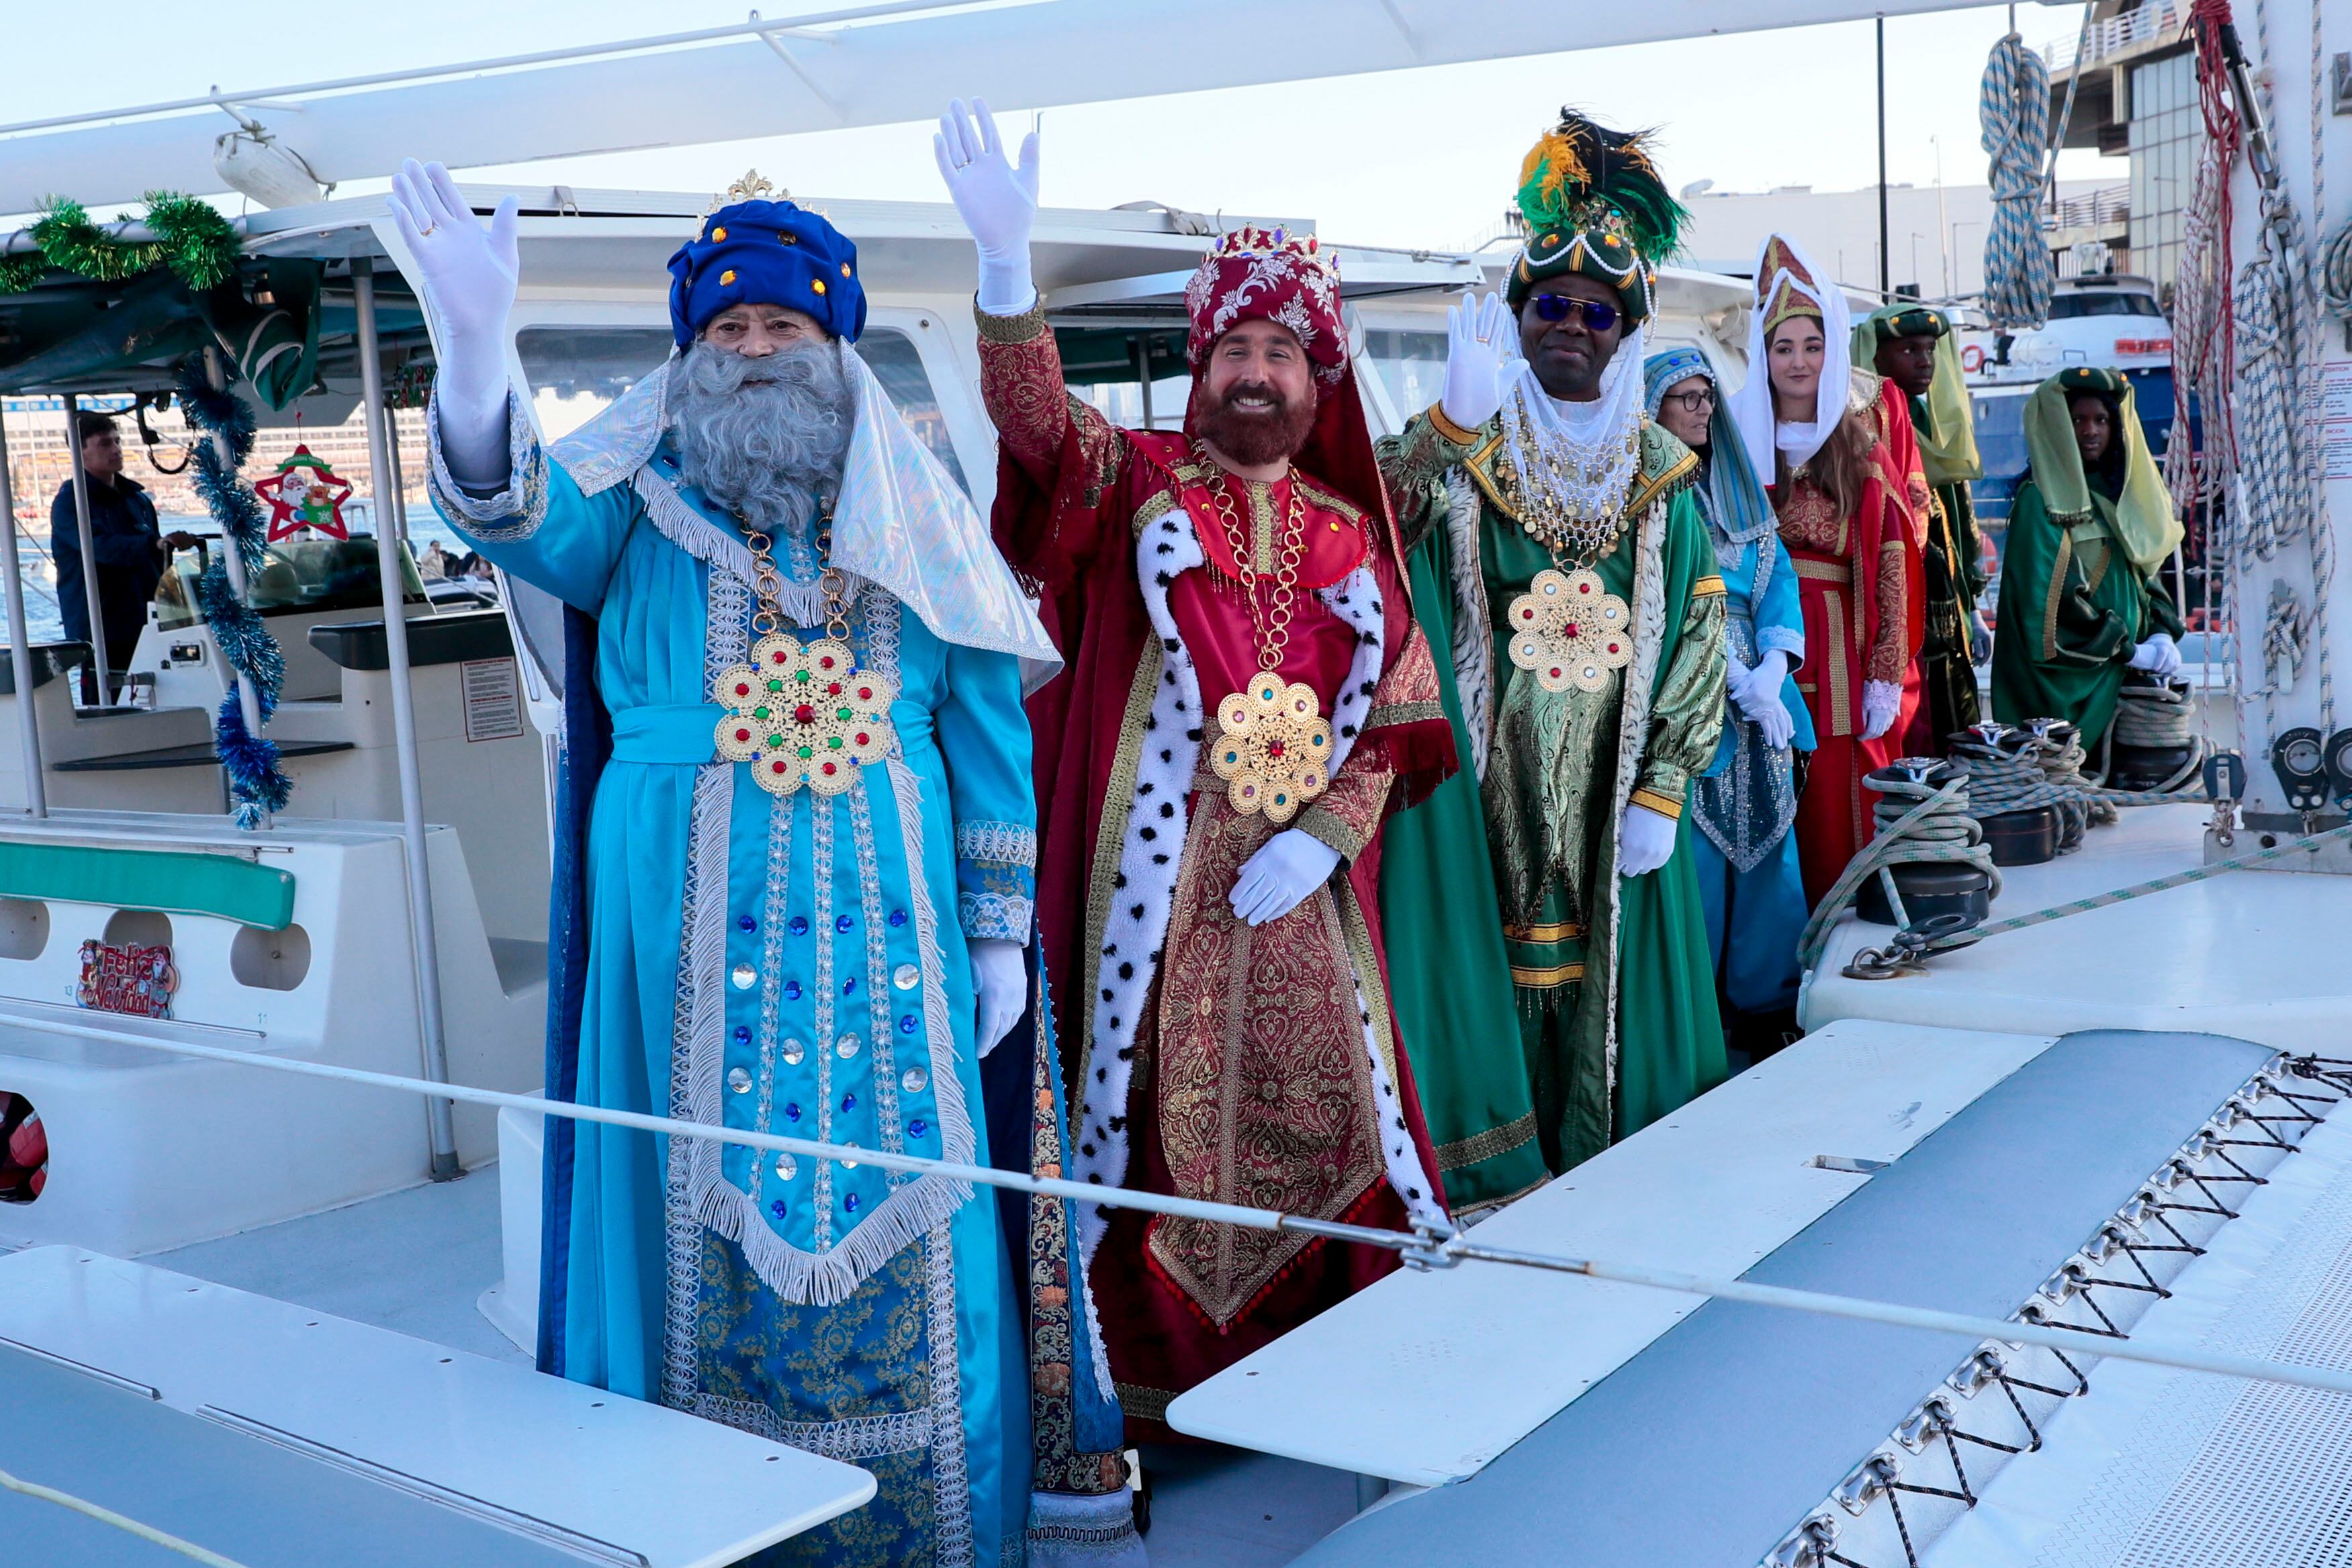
[1513,109,1689,263]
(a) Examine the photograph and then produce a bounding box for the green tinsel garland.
[0,191,240,295]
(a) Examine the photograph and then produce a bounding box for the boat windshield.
[2047,292,2165,319]
[155,537,429,631]
[516,325,970,494]
[1359,328,1446,423]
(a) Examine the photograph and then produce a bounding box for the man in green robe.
[1991,365,2185,741]
[1377,111,1728,1203]
[1856,304,1989,752]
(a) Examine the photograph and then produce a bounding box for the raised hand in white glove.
[934,97,1040,316]
[1617,801,1680,877]
[969,937,1026,1058]
[1228,829,1342,926]
[2128,631,2181,678]
[1860,678,1903,741]
[1729,650,1797,749]
[387,160,518,488]
[1439,293,1514,434]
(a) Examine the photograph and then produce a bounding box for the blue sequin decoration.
[737,915,756,933]
[835,913,854,933]
[733,1025,751,1044]
[844,1193,860,1213]
[769,1199,787,1219]
[908,1118,928,1138]
[843,977,858,995]
[784,980,802,1001]
[888,909,907,928]
[842,1093,857,1113]
[785,1103,801,1121]
[788,915,809,936]
[899,1014,917,1034]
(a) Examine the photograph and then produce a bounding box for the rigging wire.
[39,1015,2352,1404]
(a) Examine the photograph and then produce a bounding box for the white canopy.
[0,0,2050,217]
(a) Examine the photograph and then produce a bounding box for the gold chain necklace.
[1502,387,1637,568]
[1500,438,1638,696]
[1197,460,1332,825]
[711,506,899,796]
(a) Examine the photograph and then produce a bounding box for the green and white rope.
[1797,773,2000,971]
[1981,32,2058,330]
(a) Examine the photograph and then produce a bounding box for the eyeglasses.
[1662,387,1717,414]
[1530,294,1622,332]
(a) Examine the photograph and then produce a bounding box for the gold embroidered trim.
[1500,919,1584,943]
[973,299,1049,344]
[1337,879,1403,1109]
[1690,574,1727,597]
[2042,528,2073,662]
[1294,474,1367,529]
[1130,488,1180,540]
[1629,786,1684,820]
[1511,962,1587,988]
[1078,645,1164,1080]
[1294,805,1366,865]
[1823,586,1853,737]
[1433,1111,1539,1173]
[1793,557,1854,585]
[1364,698,1444,729]
[1425,399,1483,448]
[1114,1383,1175,1424]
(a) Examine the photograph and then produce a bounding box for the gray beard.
[669,336,854,539]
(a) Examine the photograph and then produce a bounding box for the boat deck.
[134,1172,1355,1567]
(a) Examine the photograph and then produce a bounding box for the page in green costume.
[1991,480,2144,740]
[1377,518,1550,1215]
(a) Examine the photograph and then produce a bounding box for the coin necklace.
[1200,465,1332,825]
[711,504,897,796]
[1502,398,1637,696]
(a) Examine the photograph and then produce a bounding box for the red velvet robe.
[977,304,1456,1439]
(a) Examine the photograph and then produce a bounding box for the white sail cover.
[1,0,2030,215]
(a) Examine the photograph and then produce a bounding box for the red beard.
[1194,379,1316,469]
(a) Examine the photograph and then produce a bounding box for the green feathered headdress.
[1506,110,1689,324]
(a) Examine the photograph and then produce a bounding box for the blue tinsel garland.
[175,362,291,827]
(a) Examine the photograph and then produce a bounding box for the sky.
[3,1,2116,251]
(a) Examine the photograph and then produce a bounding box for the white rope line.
[60,1015,2352,1404]
[0,1465,251,1567]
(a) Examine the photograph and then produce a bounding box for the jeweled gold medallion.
[1210,667,1332,825]
[1506,567,1633,694]
[713,631,897,796]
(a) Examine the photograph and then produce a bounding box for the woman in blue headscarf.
[1645,347,1815,1053]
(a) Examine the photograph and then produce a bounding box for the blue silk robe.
[433,400,1038,1567]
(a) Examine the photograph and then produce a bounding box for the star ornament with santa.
[254,445,353,542]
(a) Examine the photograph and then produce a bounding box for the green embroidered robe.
[1991,476,2184,743]
[1377,410,1730,1203]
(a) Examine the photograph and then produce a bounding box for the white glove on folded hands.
[934,97,1041,316]
[1439,293,1514,434]
[970,937,1026,1058]
[386,160,518,489]
[1228,829,1343,926]
[1860,678,1903,741]
[1617,801,1679,877]
[1728,650,1797,749]
[2128,632,2181,678]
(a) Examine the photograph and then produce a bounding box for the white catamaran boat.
[2,3,2349,1565]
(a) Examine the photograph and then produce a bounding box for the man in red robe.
[938,99,1455,1441]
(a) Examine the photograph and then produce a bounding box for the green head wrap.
[2022,365,2181,575]
[1854,303,1980,488]
[1504,110,1687,325]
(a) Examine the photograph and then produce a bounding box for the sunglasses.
[1530,294,1623,332]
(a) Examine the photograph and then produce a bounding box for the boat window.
[156,537,429,631]
[1359,329,1449,422]
[514,326,969,494]
[2046,293,2165,319]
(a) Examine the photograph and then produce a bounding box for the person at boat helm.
[391,158,1088,1568]
[1854,303,1989,754]
[1371,109,1730,1207]
[939,96,1455,1494]
[1991,364,2184,745]
[50,410,200,682]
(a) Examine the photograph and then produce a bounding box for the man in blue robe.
[394,160,1112,1567]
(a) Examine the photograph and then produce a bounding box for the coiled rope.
[1981,32,2058,330]
[2110,680,2214,792]
[1797,772,2000,971]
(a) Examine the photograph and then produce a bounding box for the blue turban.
[1643,347,1776,547]
[666,199,867,349]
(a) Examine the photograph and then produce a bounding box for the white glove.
[387,160,519,489]
[1439,293,1513,434]
[1228,829,1343,926]
[2128,631,2181,678]
[1728,651,1797,750]
[934,97,1040,316]
[969,937,1025,1058]
[1860,678,1903,741]
[1617,801,1680,877]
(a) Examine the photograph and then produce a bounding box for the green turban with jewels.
[1504,109,1689,325]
